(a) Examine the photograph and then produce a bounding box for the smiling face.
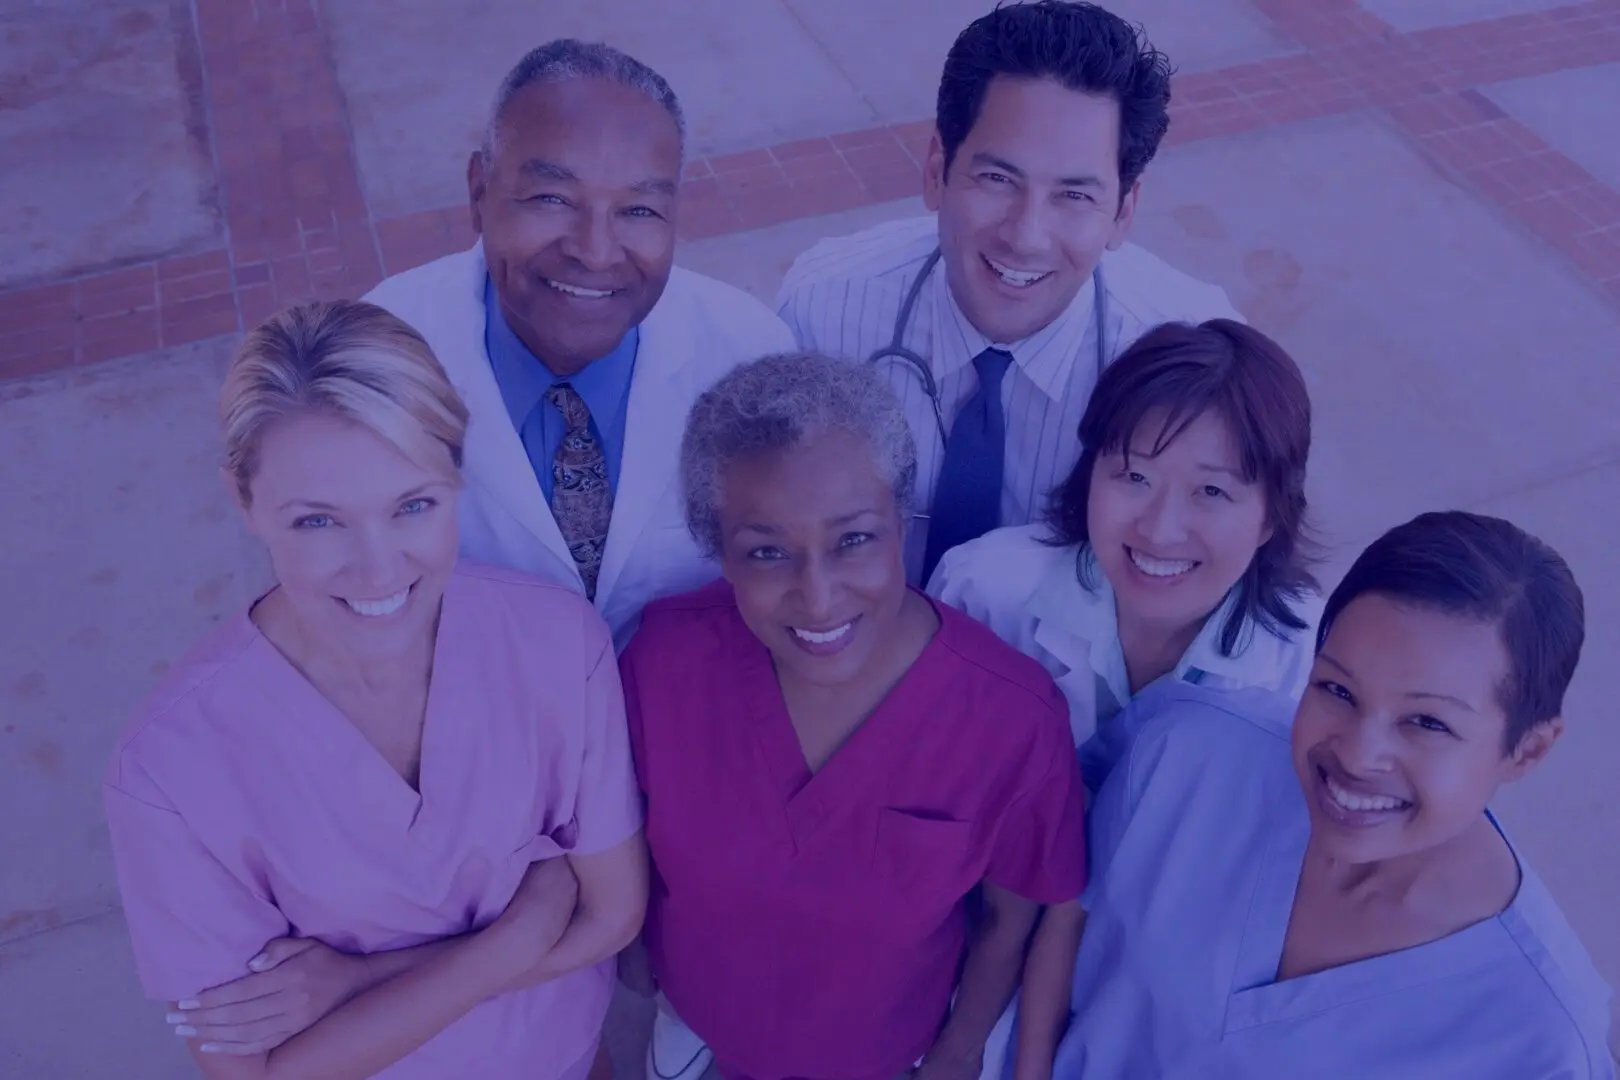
[469,76,681,375]
[1087,407,1273,636]
[237,411,461,656]
[924,75,1137,345]
[1291,593,1560,865]
[716,430,910,689]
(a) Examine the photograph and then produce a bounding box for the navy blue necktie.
[922,348,1013,582]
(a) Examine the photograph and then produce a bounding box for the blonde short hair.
[221,300,470,506]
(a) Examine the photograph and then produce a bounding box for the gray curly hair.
[482,39,685,160]
[681,351,918,557]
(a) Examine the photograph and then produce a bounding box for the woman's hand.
[479,857,581,991]
[166,937,368,1055]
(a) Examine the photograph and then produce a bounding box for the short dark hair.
[1317,511,1585,753]
[1045,319,1318,654]
[936,1,1174,197]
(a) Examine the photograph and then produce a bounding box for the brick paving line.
[2,0,1618,381]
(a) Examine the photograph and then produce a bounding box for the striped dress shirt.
[774,214,1246,582]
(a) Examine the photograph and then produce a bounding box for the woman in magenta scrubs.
[103,301,646,1079]
[620,351,1090,1080]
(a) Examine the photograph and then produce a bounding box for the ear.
[221,466,258,533]
[922,130,947,212]
[1503,716,1564,780]
[467,149,488,236]
[1106,178,1142,251]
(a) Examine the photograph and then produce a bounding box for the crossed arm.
[173,832,647,1080]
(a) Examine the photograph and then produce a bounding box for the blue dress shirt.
[483,275,639,503]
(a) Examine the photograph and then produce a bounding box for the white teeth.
[1128,548,1198,578]
[792,622,851,645]
[1326,777,1408,813]
[344,588,410,617]
[546,279,614,299]
[985,257,1050,288]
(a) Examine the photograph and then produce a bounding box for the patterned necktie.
[921,347,1013,583]
[546,382,614,600]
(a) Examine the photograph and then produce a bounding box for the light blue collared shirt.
[483,276,639,503]
[1025,681,1616,1080]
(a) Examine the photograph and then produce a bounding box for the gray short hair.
[482,39,685,159]
[681,351,918,557]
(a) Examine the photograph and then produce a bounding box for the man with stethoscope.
[776,0,1244,589]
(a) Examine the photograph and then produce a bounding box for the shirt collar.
[929,258,1098,401]
[483,275,639,427]
[1026,544,1283,698]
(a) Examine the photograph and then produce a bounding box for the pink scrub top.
[102,560,642,1080]
[622,581,1089,1080]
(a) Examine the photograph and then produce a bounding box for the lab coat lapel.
[594,276,697,605]
[441,246,576,585]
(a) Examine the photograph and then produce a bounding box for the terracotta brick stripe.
[4,0,1620,382]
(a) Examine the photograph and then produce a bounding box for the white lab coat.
[929,524,1320,754]
[363,243,797,650]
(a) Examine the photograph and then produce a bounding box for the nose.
[349,523,405,592]
[999,187,1051,256]
[1337,715,1397,776]
[1138,489,1190,547]
[561,209,620,273]
[794,555,839,623]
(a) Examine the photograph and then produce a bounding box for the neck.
[1303,818,1496,906]
[1116,611,1204,695]
[257,590,437,694]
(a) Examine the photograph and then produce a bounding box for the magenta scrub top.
[102,560,642,1080]
[623,580,1089,1080]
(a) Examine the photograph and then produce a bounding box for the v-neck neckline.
[1224,791,1523,1032]
[245,573,461,834]
[740,592,949,847]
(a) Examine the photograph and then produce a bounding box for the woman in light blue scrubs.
[1023,510,1614,1080]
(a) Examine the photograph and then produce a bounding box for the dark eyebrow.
[1195,463,1247,480]
[1318,653,1477,712]
[517,158,576,182]
[969,152,1105,189]
[517,159,676,198]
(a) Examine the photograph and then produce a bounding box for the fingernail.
[249,954,269,970]
[165,1012,185,1024]
[200,1043,219,1053]
[175,1025,198,1037]
[176,999,200,1010]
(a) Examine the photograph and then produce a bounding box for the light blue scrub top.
[1040,681,1616,1080]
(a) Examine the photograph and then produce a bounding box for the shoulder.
[621,579,740,664]
[450,558,610,653]
[1119,680,1298,787]
[362,246,481,318]
[1101,242,1243,329]
[1496,858,1618,1072]
[929,524,1070,613]
[777,215,939,297]
[658,265,796,356]
[933,600,1070,722]
[104,615,265,802]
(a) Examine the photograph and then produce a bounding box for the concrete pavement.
[2,0,1618,1075]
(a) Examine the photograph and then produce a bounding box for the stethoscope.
[866,247,1111,445]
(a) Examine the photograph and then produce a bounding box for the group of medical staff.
[99,2,1615,1079]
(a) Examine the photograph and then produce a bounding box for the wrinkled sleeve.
[102,768,290,1003]
[569,614,643,856]
[984,688,1089,904]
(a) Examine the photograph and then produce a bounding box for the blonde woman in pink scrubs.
[102,300,647,1080]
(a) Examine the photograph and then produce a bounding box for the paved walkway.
[2,0,1618,1076]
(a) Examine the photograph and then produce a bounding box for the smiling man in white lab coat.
[365,40,794,648]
